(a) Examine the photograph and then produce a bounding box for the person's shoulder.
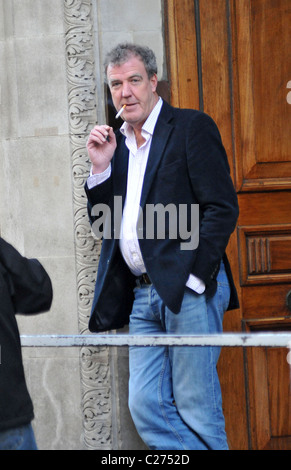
[165,104,217,130]
[164,102,208,121]
[176,106,213,121]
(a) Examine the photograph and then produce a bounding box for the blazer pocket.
[157,160,181,181]
[153,162,190,206]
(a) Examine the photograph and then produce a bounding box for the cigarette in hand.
[115,104,126,119]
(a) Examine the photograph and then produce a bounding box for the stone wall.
[0,0,164,450]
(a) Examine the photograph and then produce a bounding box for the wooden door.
[165,0,291,449]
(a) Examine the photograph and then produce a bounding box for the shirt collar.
[120,97,163,139]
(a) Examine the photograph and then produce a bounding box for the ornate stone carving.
[64,0,113,449]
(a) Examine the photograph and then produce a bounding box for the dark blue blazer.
[85,100,239,332]
[0,237,53,431]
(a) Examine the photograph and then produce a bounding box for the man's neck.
[133,128,146,148]
[132,94,160,148]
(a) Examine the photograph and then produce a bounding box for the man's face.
[107,55,158,130]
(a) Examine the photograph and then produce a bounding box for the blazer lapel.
[140,103,174,209]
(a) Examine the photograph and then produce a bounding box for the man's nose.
[121,82,131,97]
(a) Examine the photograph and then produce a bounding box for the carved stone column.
[64,0,114,449]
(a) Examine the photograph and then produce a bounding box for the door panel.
[246,333,291,449]
[233,0,291,448]
[165,0,291,449]
[234,0,291,191]
[249,0,290,164]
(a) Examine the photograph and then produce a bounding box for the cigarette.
[115,105,126,119]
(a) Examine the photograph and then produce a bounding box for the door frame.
[164,0,248,449]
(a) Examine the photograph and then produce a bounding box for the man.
[85,43,239,450]
[0,237,53,450]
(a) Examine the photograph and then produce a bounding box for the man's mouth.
[123,103,138,108]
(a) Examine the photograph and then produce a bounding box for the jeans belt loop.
[139,273,152,285]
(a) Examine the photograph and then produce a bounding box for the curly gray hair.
[104,43,158,79]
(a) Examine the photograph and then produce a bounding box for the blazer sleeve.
[186,112,239,284]
[84,175,113,226]
[0,238,53,314]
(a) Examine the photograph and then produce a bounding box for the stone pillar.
[0,0,164,450]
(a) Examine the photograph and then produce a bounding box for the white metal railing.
[20,333,291,349]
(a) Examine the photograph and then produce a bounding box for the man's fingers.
[88,125,112,145]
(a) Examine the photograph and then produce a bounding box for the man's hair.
[104,43,158,79]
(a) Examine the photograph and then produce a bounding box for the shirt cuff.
[186,274,206,294]
[87,164,111,189]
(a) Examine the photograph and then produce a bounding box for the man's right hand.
[86,125,117,174]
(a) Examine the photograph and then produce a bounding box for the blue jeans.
[0,423,37,450]
[128,263,230,450]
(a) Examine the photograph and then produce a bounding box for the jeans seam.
[157,349,186,449]
[209,283,228,417]
[206,297,221,416]
[209,347,220,414]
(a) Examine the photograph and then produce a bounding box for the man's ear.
[150,74,158,92]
